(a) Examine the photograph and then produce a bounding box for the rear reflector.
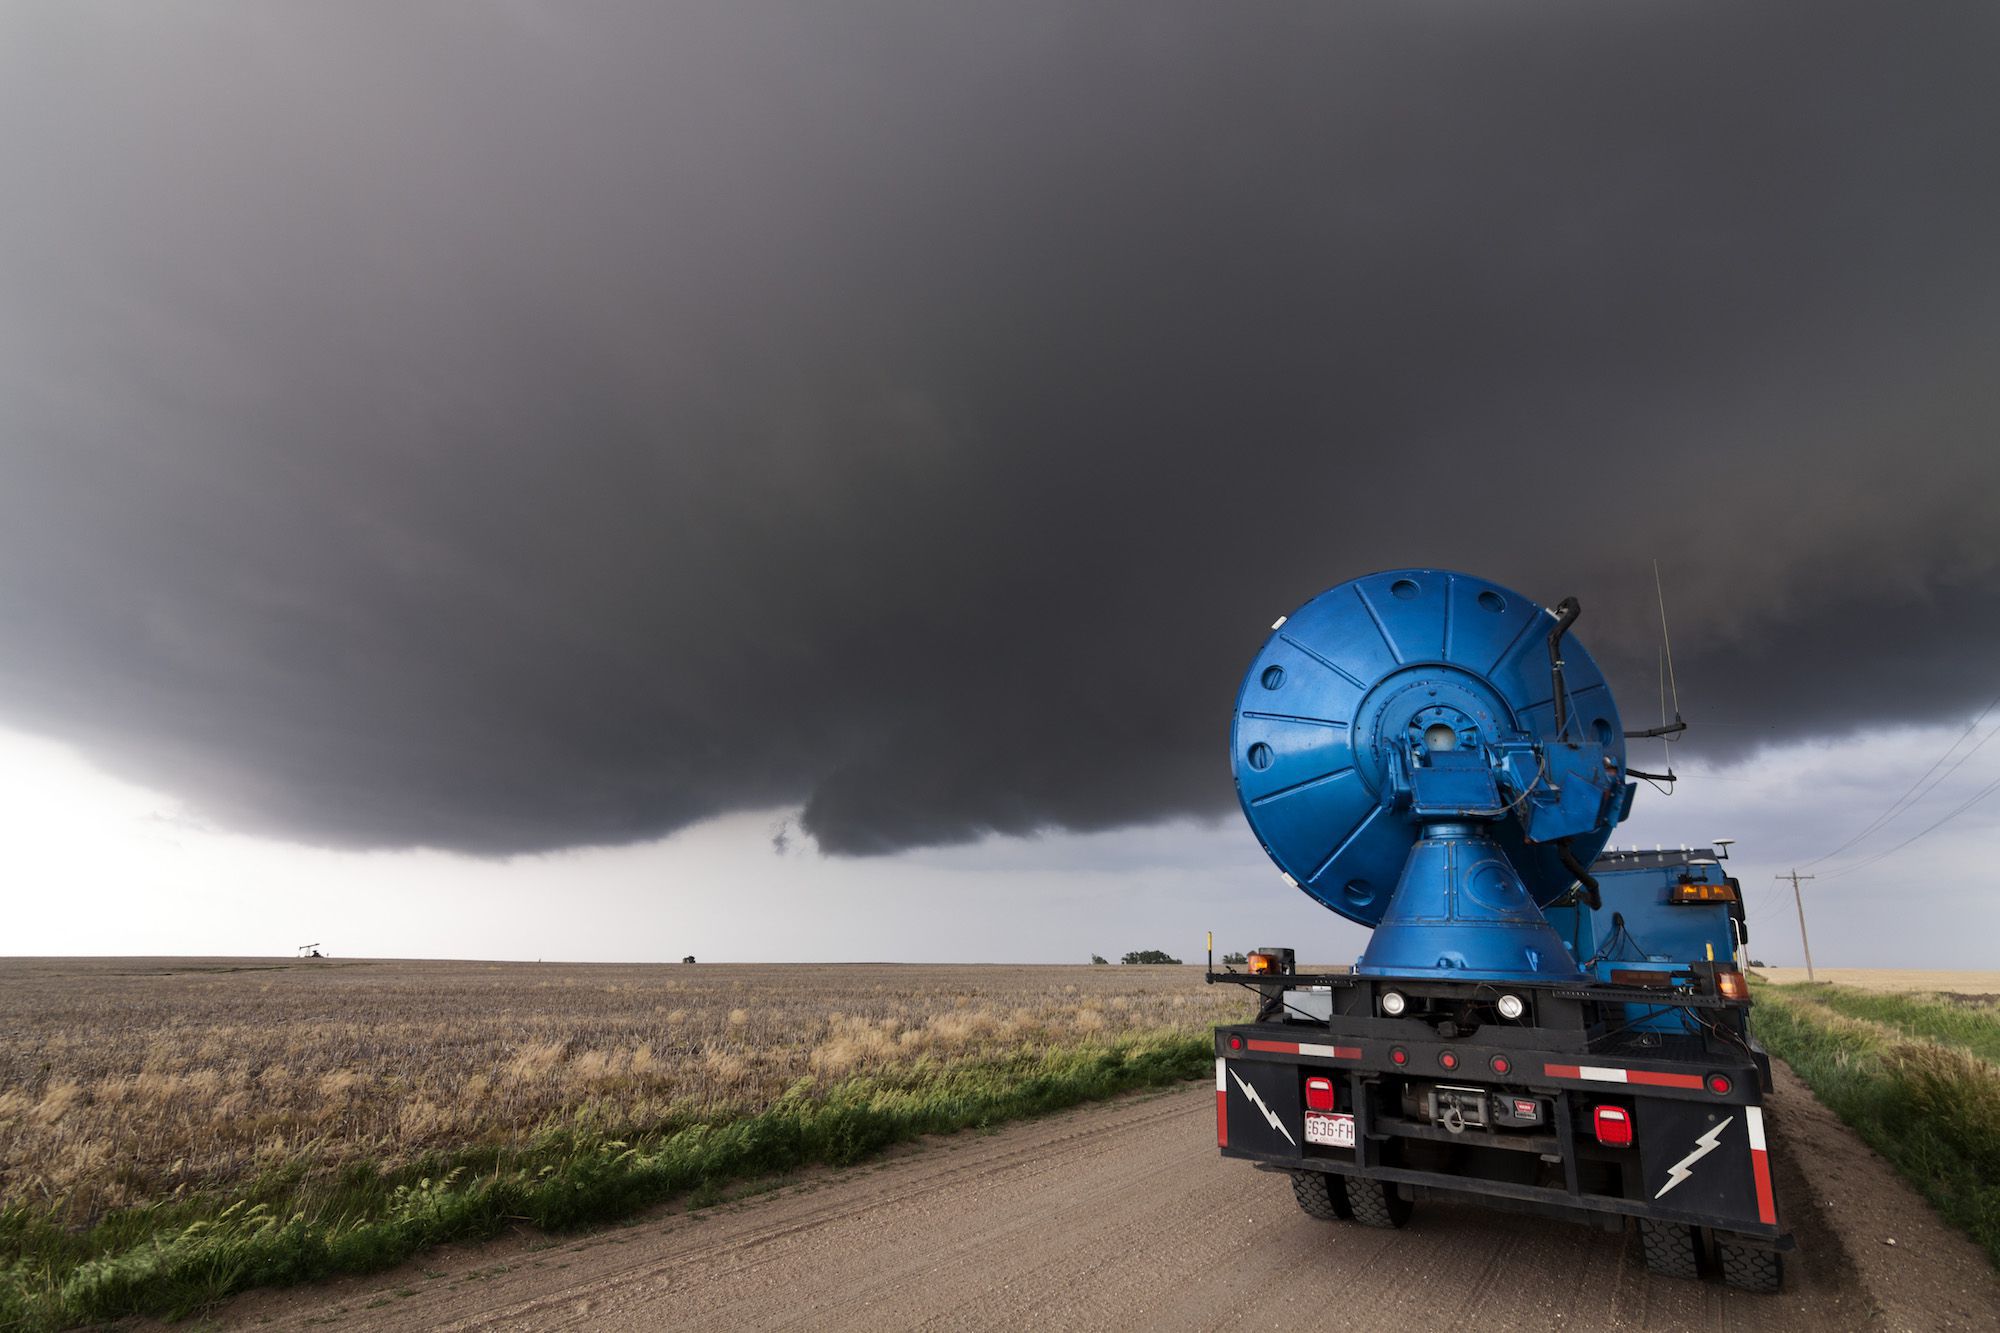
[1489,1054,1512,1075]
[1707,1073,1733,1096]
[1592,1105,1633,1147]
[1390,1046,1409,1066]
[1305,1076,1336,1111]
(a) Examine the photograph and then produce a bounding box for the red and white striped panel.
[1215,1057,1228,1147]
[1746,1106,1776,1224]
[1245,1038,1363,1060]
[1542,1062,1705,1091]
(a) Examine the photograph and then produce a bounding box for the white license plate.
[1304,1111,1355,1148]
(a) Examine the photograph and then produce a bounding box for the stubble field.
[0,957,1245,1225]
[1752,967,2000,994]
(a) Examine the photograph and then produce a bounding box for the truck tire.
[1345,1178,1413,1229]
[1716,1237,1783,1294]
[1288,1169,1352,1221]
[1638,1219,1699,1280]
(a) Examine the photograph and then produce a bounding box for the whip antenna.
[1659,646,1673,781]
[1653,559,1682,729]
[1619,561,1687,788]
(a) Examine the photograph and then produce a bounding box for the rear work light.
[1715,969,1751,1002]
[1670,880,1739,904]
[1305,1076,1336,1111]
[1247,951,1281,974]
[1592,1105,1634,1147]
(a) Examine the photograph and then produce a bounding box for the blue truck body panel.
[1545,848,1746,1033]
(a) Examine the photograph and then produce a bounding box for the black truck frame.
[1209,960,1791,1291]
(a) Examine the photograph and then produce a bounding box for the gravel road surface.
[214,1066,1997,1332]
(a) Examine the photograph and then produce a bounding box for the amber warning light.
[1670,880,1739,904]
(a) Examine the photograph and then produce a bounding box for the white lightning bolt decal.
[1654,1115,1734,1198]
[1230,1069,1297,1146]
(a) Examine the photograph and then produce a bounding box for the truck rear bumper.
[1217,1023,1789,1244]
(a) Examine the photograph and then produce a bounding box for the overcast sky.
[2,4,1995,964]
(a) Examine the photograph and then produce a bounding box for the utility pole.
[1776,871,1818,983]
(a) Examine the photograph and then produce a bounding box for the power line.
[1799,689,2000,869]
[1819,769,2000,882]
[1896,716,2000,808]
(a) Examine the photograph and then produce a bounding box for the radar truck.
[1210,569,1786,1292]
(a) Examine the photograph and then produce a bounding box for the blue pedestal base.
[1353,822,1587,983]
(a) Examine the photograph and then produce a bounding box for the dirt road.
[217,1068,1996,1332]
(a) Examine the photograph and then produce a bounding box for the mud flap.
[1638,1100,1775,1230]
[1221,1060,1304,1159]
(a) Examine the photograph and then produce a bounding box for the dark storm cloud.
[1,3,1996,856]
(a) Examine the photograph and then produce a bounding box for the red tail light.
[1305,1076,1336,1111]
[1592,1105,1633,1147]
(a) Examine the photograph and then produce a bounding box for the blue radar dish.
[1230,569,1628,928]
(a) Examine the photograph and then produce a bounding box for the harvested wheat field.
[0,957,1243,1225]
[1754,968,2000,996]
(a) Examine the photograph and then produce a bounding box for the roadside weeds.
[1754,982,2000,1269]
[0,1034,1210,1331]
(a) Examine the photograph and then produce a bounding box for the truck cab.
[1544,846,1754,1039]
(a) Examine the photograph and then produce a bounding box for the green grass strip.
[1800,985,2000,1065]
[1752,984,2000,1268]
[0,1032,1212,1332]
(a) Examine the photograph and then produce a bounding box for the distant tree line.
[1120,949,1182,965]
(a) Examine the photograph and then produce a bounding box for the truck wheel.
[1716,1237,1783,1294]
[1345,1179,1413,1229]
[1288,1170,1351,1221]
[1638,1219,1699,1280]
